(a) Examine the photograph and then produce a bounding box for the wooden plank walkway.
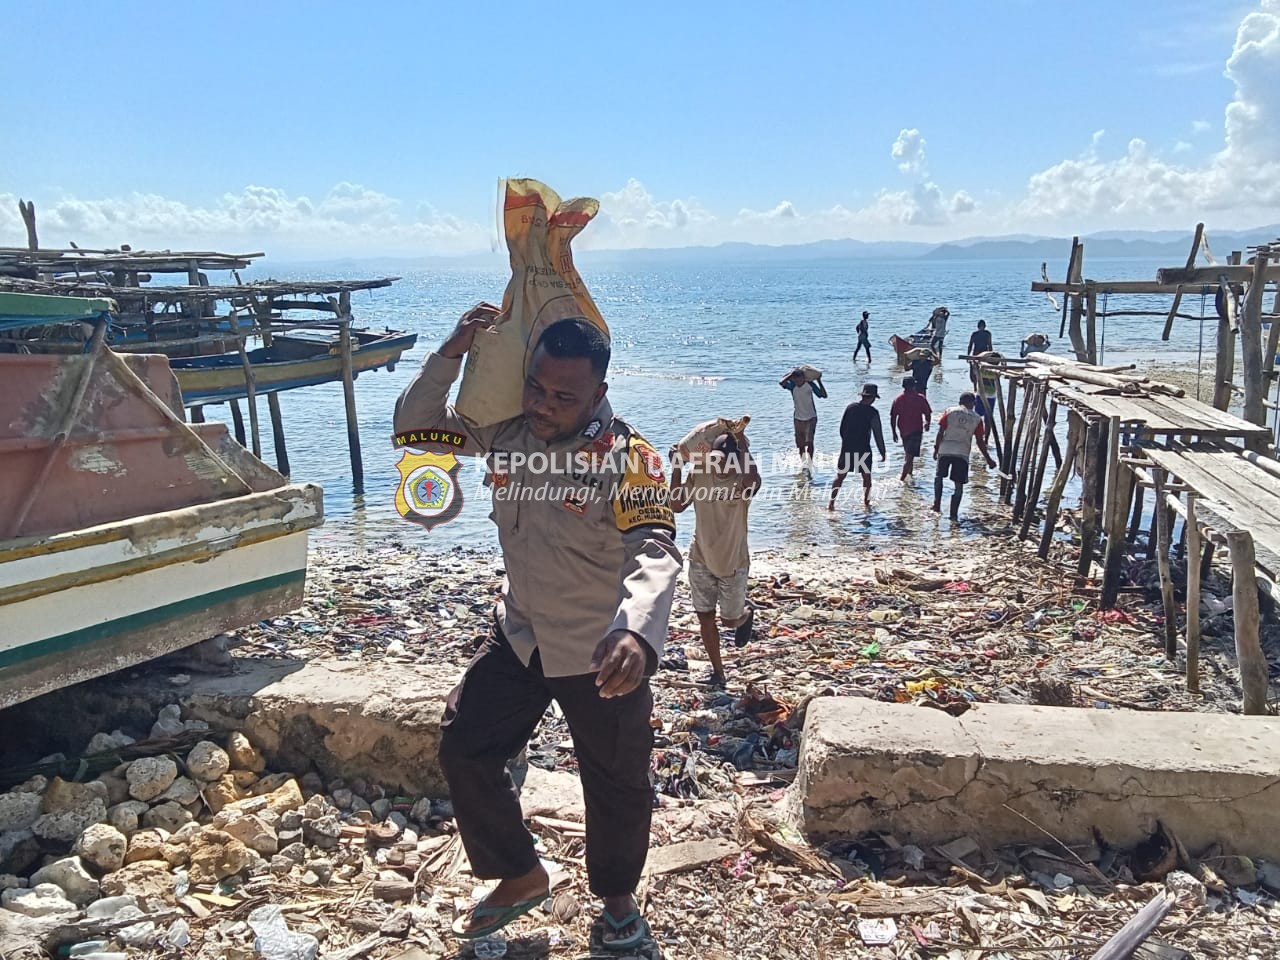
[1140,445,1280,582]
[1053,385,1270,440]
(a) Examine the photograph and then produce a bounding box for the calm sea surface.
[223,256,1224,554]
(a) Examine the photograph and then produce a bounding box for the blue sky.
[2,0,1276,255]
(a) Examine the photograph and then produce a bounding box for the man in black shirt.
[967,319,992,355]
[828,383,886,510]
[909,350,937,395]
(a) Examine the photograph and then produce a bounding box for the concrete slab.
[789,697,1280,860]
[0,658,458,797]
[179,659,457,797]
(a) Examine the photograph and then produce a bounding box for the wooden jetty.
[0,208,408,493]
[981,236,1280,712]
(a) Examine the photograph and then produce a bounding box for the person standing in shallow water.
[394,306,679,950]
[780,368,827,471]
[932,390,997,521]
[829,383,886,510]
[853,310,872,362]
[889,376,932,481]
[670,432,761,687]
[967,319,992,356]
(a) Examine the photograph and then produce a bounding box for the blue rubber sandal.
[451,893,547,940]
[600,908,651,951]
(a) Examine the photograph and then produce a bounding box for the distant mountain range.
[271,225,1280,273]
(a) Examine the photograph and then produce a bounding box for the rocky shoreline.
[2,526,1278,959]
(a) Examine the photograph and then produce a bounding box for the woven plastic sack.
[670,416,751,465]
[783,364,822,383]
[455,178,608,427]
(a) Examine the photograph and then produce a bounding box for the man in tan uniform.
[670,432,761,686]
[394,305,680,950]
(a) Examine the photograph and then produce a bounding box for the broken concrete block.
[789,698,1280,861]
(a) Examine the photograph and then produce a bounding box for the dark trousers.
[439,623,655,898]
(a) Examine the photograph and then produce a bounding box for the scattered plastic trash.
[857,917,898,945]
[473,934,508,958]
[248,904,320,960]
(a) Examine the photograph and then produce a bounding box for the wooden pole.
[1127,479,1146,543]
[1059,237,1079,340]
[1020,399,1057,540]
[18,199,38,251]
[1005,380,1034,505]
[336,292,364,494]
[1014,383,1046,521]
[1099,416,1126,605]
[1161,224,1204,341]
[1185,495,1201,693]
[999,377,1019,500]
[1085,283,1098,365]
[1077,418,1103,581]
[1067,246,1088,361]
[1240,250,1271,449]
[226,311,261,458]
[229,399,247,446]
[251,295,290,477]
[1039,413,1079,559]
[1153,468,1178,660]
[1213,254,1241,411]
[1226,529,1268,714]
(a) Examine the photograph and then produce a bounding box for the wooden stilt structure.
[1185,495,1201,693]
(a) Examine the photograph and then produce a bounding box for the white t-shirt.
[932,315,948,338]
[937,406,984,458]
[791,382,817,420]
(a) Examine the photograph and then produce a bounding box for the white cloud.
[0,184,490,256]
[1017,0,1280,225]
[1191,119,1212,134]
[891,129,928,176]
[588,178,715,247]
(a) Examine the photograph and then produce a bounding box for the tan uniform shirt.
[687,469,752,579]
[394,352,682,677]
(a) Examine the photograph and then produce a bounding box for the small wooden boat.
[0,292,323,709]
[889,327,939,363]
[170,326,417,404]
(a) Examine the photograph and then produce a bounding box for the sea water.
[222,255,1222,554]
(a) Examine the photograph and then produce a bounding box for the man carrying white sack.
[394,304,680,950]
[669,431,762,686]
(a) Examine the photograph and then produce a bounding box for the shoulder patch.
[612,435,675,533]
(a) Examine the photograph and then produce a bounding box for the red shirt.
[890,391,932,436]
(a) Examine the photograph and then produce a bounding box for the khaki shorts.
[688,559,749,620]
[793,417,817,447]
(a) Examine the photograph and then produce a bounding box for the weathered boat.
[169,326,417,404]
[0,292,324,709]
